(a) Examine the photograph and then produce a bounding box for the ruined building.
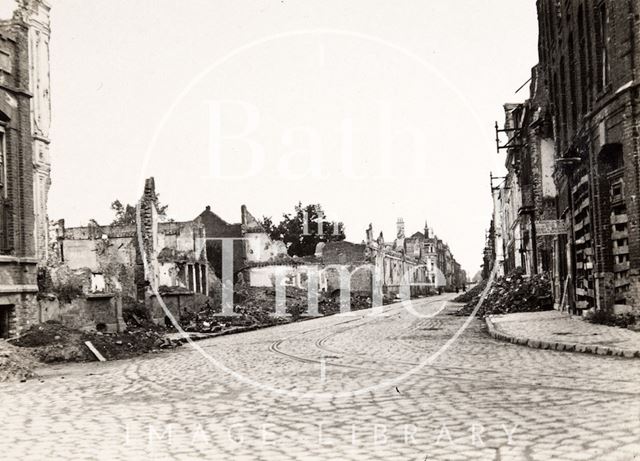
[48,178,216,329]
[0,0,51,338]
[495,66,557,278]
[47,180,294,330]
[538,0,640,314]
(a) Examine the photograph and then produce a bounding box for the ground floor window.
[0,305,14,339]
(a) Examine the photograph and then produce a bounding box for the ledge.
[0,256,39,264]
[86,293,115,299]
[0,284,38,294]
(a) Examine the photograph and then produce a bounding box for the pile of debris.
[452,280,487,304]
[0,341,37,382]
[179,286,379,333]
[11,320,181,363]
[318,293,373,316]
[179,286,294,333]
[456,269,553,318]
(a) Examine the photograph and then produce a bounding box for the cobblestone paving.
[1,295,639,460]
[489,311,640,357]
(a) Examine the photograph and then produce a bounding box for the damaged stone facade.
[241,205,288,264]
[0,1,51,338]
[496,68,557,279]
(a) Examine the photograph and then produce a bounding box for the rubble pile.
[237,286,309,322]
[180,286,295,332]
[452,280,487,303]
[180,286,377,333]
[318,294,373,316]
[11,320,181,363]
[0,341,37,382]
[456,270,553,318]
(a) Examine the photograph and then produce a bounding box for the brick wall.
[322,241,367,265]
[537,0,640,312]
[0,20,36,258]
[0,18,39,336]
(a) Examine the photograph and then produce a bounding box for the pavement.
[1,294,639,460]
[487,311,640,358]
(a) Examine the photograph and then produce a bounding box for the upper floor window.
[0,50,11,74]
[0,127,5,192]
[0,126,7,253]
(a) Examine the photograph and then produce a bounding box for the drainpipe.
[567,170,577,314]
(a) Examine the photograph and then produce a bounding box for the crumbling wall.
[39,295,122,332]
[246,264,320,290]
[38,264,124,332]
[241,205,288,263]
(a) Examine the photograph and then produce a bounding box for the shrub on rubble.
[586,309,638,329]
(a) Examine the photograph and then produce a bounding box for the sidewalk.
[486,310,640,358]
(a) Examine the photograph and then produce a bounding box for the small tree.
[110,194,168,226]
[261,203,345,257]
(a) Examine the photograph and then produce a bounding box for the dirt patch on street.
[0,341,37,382]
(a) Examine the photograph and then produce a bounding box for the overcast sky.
[2,0,538,276]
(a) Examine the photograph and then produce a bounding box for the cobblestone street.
[1,295,639,460]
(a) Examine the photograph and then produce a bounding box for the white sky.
[4,0,539,276]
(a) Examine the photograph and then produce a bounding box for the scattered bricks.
[623,350,637,358]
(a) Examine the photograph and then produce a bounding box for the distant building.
[242,217,466,303]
